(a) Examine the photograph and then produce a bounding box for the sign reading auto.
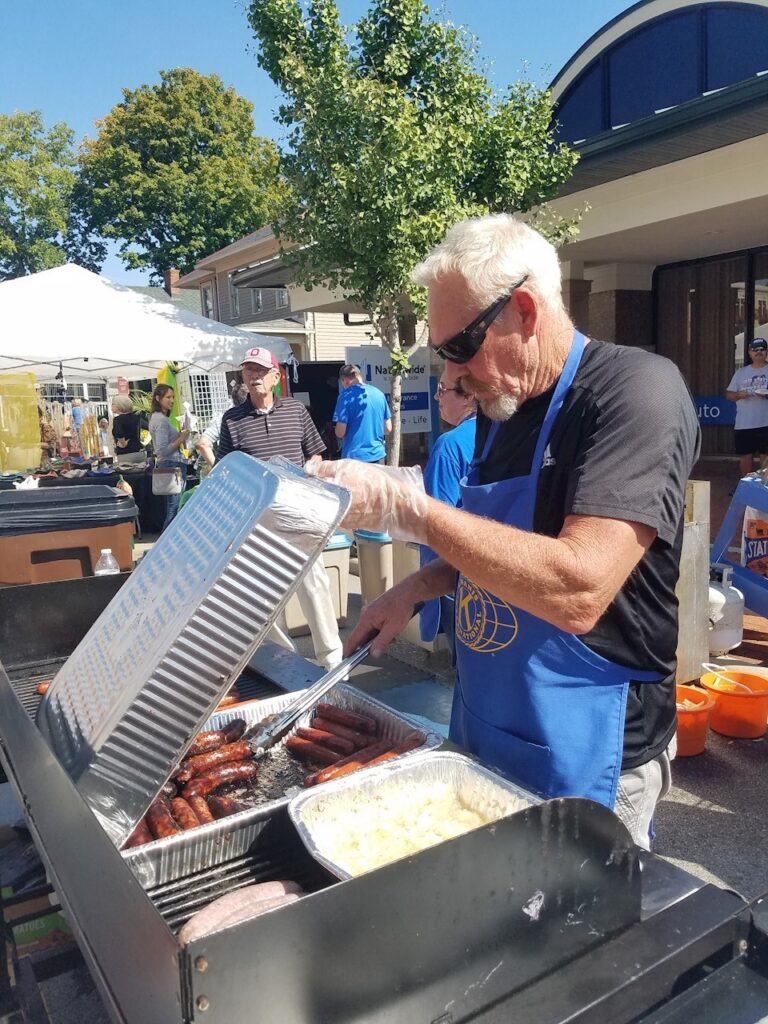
[345,346,431,434]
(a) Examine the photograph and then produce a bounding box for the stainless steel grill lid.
[36,453,349,847]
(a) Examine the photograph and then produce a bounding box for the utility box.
[284,532,353,634]
[355,530,394,607]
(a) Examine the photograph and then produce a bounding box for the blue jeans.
[160,464,187,532]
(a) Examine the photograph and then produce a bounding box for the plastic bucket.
[675,684,716,756]
[699,668,768,739]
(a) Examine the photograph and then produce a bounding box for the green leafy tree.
[0,111,77,281]
[247,0,579,463]
[75,68,286,281]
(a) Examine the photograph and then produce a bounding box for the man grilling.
[310,214,700,849]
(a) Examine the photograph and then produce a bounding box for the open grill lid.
[36,453,348,848]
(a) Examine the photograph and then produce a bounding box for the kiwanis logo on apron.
[456,576,518,653]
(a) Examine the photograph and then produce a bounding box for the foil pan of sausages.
[122,686,440,889]
[289,751,537,881]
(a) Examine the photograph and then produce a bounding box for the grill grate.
[8,661,66,719]
[144,816,330,932]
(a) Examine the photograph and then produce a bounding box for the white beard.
[479,393,518,421]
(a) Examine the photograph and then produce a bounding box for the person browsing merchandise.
[332,364,392,463]
[309,214,700,850]
[149,384,190,532]
[216,347,343,670]
[726,338,768,478]
[419,374,477,646]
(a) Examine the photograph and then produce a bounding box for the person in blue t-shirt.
[333,365,392,462]
[420,374,477,645]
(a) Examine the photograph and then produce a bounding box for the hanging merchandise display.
[0,373,40,472]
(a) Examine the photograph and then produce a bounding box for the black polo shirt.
[216,395,325,466]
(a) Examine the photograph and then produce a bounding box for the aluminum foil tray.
[123,686,440,889]
[37,453,348,848]
[288,751,537,880]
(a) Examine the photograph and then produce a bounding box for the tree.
[74,68,285,281]
[247,0,579,463]
[0,111,77,281]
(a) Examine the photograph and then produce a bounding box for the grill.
[1,461,768,1023]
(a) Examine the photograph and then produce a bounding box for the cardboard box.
[2,887,73,958]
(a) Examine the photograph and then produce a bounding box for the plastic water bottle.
[94,548,120,576]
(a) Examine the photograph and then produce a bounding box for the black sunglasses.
[432,275,529,364]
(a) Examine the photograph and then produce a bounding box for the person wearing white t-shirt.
[726,338,768,478]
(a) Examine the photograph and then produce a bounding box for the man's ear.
[514,288,539,340]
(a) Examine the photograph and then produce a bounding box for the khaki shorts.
[614,735,676,851]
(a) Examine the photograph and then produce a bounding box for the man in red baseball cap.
[216,345,343,669]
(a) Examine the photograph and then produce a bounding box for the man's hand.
[345,579,422,658]
[307,459,429,542]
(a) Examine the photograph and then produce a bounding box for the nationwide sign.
[345,345,431,434]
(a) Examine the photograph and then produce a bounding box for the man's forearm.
[424,500,649,635]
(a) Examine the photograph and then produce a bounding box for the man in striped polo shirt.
[217,347,343,669]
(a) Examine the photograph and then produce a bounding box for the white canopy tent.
[0,264,292,383]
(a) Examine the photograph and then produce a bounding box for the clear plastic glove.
[306,459,429,544]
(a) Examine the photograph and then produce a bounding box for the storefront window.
[753,253,768,343]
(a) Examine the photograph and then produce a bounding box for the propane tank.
[708,563,745,657]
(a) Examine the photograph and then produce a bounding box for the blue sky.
[1,0,631,281]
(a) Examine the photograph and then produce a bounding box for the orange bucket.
[675,684,716,756]
[699,668,768,739]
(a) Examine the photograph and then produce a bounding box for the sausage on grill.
[285,736,341,766]
[316,704,378,735]
[222,718,247,743]
[311,716,370,749]
[188,795,215,825]
[181,761,259,801]
[182,740,253,779]
[207,795,246,819]
[170,798,201,831]
[146,799,181,840]
[296,726,355,756]
[185,730,227,758]
[124,818,153,849]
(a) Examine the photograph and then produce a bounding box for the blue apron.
[449,331,660,808]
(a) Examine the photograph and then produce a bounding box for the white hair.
[412,214,564,313]
[111,394,134,414]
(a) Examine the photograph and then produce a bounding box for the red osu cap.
[241,346,278,369]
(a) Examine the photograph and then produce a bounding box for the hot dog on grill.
[217,694,239,710]
[304,739,393,786]
[311,716,370,749]
[307,732,424,786]
[181,761,259,801]
[185,730,227,758]
[188,795,215,825]
[316,703,378,735]
[296,726,355,756]
[208,795,246,819]
[146,799,182,839]
[36,680,52,697]
[124,818,153,849]
[170,797,201,831]
[285,736,341,766]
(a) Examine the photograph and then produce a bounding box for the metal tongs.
[244,603,423,758]
[244,638,376,758]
